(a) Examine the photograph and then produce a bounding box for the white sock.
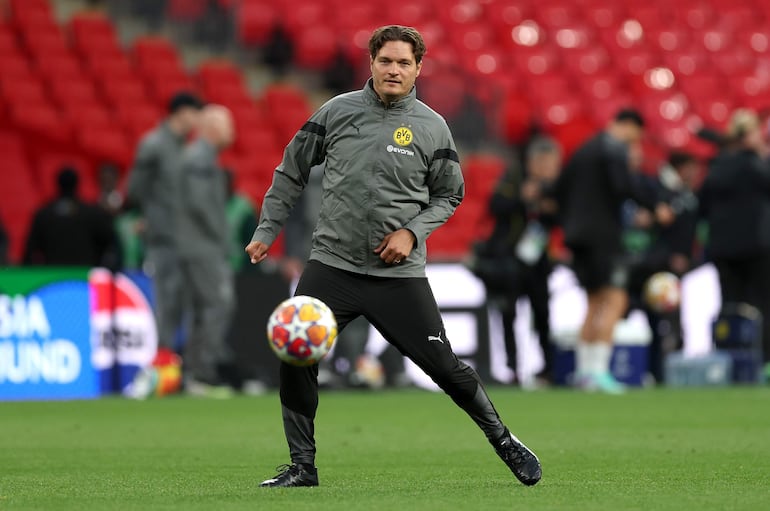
[576,340,591,375]
[592,342,613,374]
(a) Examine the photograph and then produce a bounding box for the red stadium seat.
[0,76,48,104]
[237,0,279,46]
[293,26,338,70]
[9,0,52,17]
[10,102,72,145]
[563,45,611,77]
[70,13,123,59]
[235,126,281,156]
[581,0,626,29]
[133,36,182,73]
[21,26,69,56]
[500,92,534,145]
[261,83,311,116]
[579,71,626,101]
[671,1,716,30]
[77,125,133,169]
[0,52,33,77]
[34,52,83,81]
[691,98,734,129]
[462,153,506,202]
[512,46,562,76]
[166,0,208,21]
[198,59,245,89]
[281,0,324,38]
[100,77,149,109]
[115,102,163,142]
[710,47,754,75]
[661,48,710,77]
[48,78,101,108]
[0,27,20,54]
[86,53,137,81]
[62,103,115,130]
[0,130,26,157]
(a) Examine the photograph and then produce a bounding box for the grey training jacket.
[251,79,464,278]
[176,139,229,261]
[127,122,186,248]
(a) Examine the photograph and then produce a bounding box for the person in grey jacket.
[247,25,541,489]
[176,105,237,396]
[127,92,202,355]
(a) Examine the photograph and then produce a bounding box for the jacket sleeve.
[126,137,157,208]
[251,106,329,246]
[404,126,464,245]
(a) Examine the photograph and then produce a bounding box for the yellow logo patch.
[393,126,413,146]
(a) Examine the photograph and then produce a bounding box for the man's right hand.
[245,241,269,264]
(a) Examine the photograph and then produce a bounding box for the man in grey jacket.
[177,105,237,396]
[127,92,203,355]
[247,25,541,487]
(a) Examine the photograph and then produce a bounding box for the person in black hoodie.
[699,108,770,366]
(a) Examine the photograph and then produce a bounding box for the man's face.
[677,161,700,189]
[370,40,421,103]
[528,151,561,182]
[176,107,202,135]
[619,122,644,146]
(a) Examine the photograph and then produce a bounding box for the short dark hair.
[168,91,203,114]
[668,151,696,169]
[57,167,79,197]
[614,108,645,128]
[368,25,426,64]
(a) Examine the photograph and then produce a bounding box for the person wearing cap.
[699,108,770,370]
[126,91,203,356]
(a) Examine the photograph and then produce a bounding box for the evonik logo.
[386,144,415,156]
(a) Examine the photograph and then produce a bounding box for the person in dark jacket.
[484,137,562,386]
[247,25,541,489]
[625,152,701,383]
[699,108,770,366]
[23,167,118,267]
[552,109,674,393]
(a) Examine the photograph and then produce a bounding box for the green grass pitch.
[2,388,769,510]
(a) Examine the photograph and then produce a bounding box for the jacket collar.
[363,78,416,111]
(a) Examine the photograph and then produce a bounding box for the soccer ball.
[267,295,338,366]
[643,272,681,313]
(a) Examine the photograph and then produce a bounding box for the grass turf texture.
[2,388,769,511]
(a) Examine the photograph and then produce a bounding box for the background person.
[176,105,238,397]
[551,109,674,393]
[624,152,701,384]
[699,109,770,371]
[481,136,562,386]
[126,91,203,355]
[23,167,118,268]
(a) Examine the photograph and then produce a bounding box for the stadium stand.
[0,0,769,264]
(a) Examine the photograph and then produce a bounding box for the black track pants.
[279,260,507,465]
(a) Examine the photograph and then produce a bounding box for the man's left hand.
[374,229,416,265]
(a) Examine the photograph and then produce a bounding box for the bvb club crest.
[393,126,413,146]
